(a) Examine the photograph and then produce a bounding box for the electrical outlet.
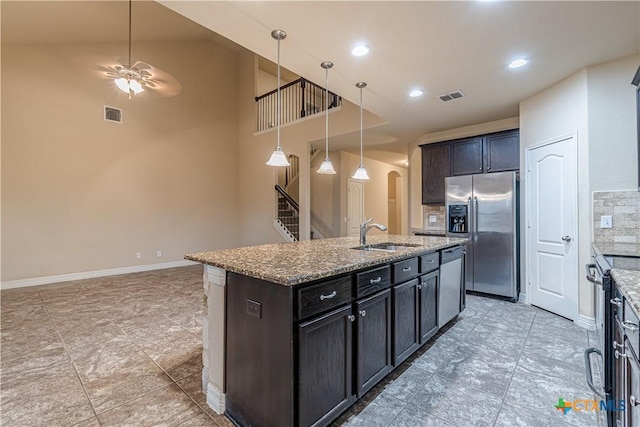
[136,252,142,259]
[600,215,613,229]
[156,250,162,257]
[429,215,437,223]
[247,299,262,319]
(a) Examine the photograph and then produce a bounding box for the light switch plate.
[600,215,612,229]
[429,215,437,223]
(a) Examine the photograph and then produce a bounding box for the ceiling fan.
[107,0,181,98]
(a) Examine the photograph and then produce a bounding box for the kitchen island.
[186,234,467,427]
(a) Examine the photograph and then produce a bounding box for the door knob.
[561,235,572,242]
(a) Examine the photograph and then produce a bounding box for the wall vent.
[104,106,122,123]
[438,90,465,102]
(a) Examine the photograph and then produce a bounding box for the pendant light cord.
[359,86,363,165]
[325,67,329,158]
[128,0,132,68]
[276,37,281,150]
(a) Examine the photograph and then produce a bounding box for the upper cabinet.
[421,129,520,204]
[421,144,451,204]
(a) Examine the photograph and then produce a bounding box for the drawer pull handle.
[402,267,412,272]
[610,298,622,307]
[613,340,624,350]
[622,321,639,332]
[630,395,639,407]
[615,350,628,359]
[320,291,337,301]
[426,260,435,264]
[359,310,366,317]
[348,314,356,322]
[370,277,382,284]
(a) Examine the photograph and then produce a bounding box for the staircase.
[275,185,299,241]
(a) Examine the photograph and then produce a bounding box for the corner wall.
[1,40,240,282]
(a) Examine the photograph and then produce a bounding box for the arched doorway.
[387,171,402,234]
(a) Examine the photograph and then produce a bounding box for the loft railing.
[256,78,342,132]
[275,184,299,241]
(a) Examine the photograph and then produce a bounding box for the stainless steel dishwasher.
[438,246,464,327]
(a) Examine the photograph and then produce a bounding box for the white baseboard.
[518,292,528,304]
[576,314,596,330]
[206,382,226,415]
[1,260,198,290]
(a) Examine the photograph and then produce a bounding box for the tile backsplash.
[592,190,640,244]
[422,205,446,233]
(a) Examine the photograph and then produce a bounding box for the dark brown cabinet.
[356,289,392,397]
[484,131,520,172]
[421,144,451,204]
[452,137,483,175]
[392,278,420,366]
[299,305,354,427]
[421,129,519,205]
[418,271,439,344]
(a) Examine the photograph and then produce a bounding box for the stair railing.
[256,77,342,132]
[275,184,299,241]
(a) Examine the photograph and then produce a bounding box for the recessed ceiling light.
[508,58,528,69]
[351,44,370,57]
[409,89,424,98]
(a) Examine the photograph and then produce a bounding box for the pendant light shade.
[352,82,370,180]
[266,29,291,167]
[115,0,145,98]
[317,61,336,174]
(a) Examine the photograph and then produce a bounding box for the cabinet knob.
[615,350,628,359]
[359,310,366,317]
[630,395,639,407]
[417,284,423,290]
[348,315,356,322]
[610,298,622,307]
[613,340,624,350]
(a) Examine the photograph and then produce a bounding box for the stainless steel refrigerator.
[445,171,519,301]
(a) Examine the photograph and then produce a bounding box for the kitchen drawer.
[355,265,391,298]
[623,299,640,358]
[420,252,440,273]
[298,276,352,321]
[392,257,419,284]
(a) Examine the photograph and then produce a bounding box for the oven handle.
[585,263,602,286]
[584,347,605,399]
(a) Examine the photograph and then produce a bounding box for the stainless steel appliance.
[445,171,519,300]
[438,246,464,327]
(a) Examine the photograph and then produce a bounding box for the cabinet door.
[392,279,420,366]
[299,305,354,427]
[452,137,483,176]
[419,271,438,344]
[421,144,451,204]
[627,349,640,427]
[484,130,519,173]
[356,289,392,397]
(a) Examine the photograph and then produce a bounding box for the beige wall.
[339,151,408,237]
[1,40,239,281]
[310,150,341,238]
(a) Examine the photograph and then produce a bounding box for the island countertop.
[185,234,468,286]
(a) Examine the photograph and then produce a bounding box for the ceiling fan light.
[317,158,337,174]
[266,147,290,167]
[129,78,144,93]
[352,166,370,180]
[115,77,130,93]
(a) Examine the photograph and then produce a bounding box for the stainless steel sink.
[351,242,423,252]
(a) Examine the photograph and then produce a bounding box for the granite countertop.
[413,230,446,236]
[186,234,468,286]
[611,269,640,317]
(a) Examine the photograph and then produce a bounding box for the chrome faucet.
[360,218,388,245]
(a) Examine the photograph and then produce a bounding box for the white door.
[527,135,578,320]
[347,179,364,236]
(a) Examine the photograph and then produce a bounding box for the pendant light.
[115,0,145,99]
[352,82,370,180]
[266,29,291,167]
[317,61,337,174]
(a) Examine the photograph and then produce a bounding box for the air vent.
[104,106,122,123]
[438,90,465,103]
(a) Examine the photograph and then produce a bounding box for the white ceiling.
[3,1,639,165]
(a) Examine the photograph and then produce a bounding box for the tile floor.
[1,266,601,427]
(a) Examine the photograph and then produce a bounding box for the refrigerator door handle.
[472,197,478,241]
[467,197,472,235]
